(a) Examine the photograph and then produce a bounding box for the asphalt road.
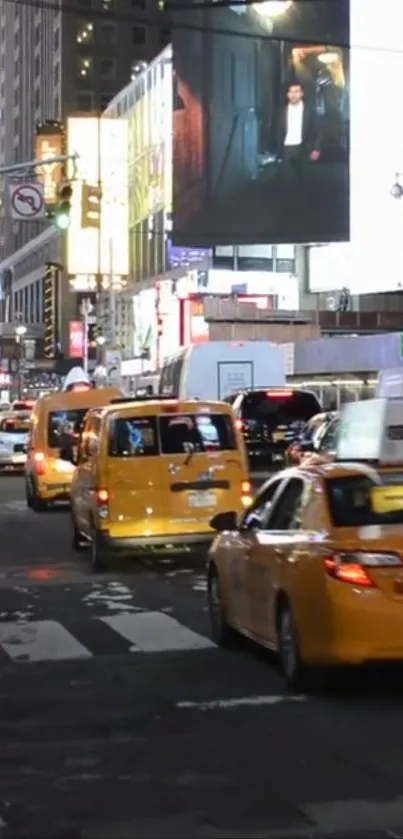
[1,477,403,838]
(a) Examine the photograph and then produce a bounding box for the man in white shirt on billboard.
[277,82,321,179]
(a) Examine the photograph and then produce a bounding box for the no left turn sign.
[9,182,45,220]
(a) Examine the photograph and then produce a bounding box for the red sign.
[68,321,84,358]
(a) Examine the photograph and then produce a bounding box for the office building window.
[100,58,116,78]
[35,88,40,109]
[54,92,60,117]
[101,0,115,9]
[34,55,40,78]
[132,25,146,44]
[54,62,60,84]
[160,27,170,44]
[77,56,93,77]
[54,27,60,50]
[77,91,94,110]
[98,23,116,47]
[77,0,92,6]
[131,0,146,7]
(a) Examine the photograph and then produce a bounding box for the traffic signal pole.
[0,153,78,177]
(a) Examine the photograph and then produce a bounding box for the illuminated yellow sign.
[35,131,63,205]
[66,116,129,277]
[371,485,403,514]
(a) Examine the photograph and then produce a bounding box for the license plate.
[12,454,25,463]
[273,431,285,442]
[188,492,217,508]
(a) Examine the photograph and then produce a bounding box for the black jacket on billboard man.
[277,83,321,170]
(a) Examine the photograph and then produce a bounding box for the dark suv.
[225,388,322,470]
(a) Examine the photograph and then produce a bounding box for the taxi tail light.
[33,451,46,476]
[235,418,243,431]
[324,552,402,587]
[96,488,109,519]
[241,479,253,508]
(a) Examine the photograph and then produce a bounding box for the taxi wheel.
[207,566,236,646]
[91,526,107,572]
[277,601,306,689]
[26,478,47,512]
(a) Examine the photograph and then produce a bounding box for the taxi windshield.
[326,472,403,527]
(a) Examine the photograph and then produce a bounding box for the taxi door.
[246,477,308,641]
[73,415,101,536]
[229,477,285,634]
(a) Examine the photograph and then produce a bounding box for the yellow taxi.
[206,396,403,687]
[64,396,252,570]
[25,367,121,511]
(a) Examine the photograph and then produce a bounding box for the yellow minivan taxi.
[25,384,121,511]
[67,397,252,569]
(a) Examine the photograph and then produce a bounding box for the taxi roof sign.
[337,397,403,464]
[62,366,91,392]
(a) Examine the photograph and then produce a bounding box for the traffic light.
[55,182,73,229]
[43,265,56,358]
[81,182,102,229]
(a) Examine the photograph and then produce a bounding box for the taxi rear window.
[326,473,403,527]
[0,418,29,433]
[108,413,236,458]
[48,409,89,448]
[108,417,158,458]
[159,413,236,454]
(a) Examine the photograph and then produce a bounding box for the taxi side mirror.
[210,511,238,532]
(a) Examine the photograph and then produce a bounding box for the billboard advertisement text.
[173,0,349,245]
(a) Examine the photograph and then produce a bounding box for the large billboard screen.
[172,0,349,246]
[66,117,129,277]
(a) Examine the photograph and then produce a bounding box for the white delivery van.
[376,369,403,399]
[159,341,286,401]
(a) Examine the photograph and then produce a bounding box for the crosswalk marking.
[0,619,92,662]
[99,611,215,653]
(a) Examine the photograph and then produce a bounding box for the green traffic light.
[55,212,70,230]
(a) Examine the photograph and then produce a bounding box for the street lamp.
[14,323,27,399]
[14,324,27,342]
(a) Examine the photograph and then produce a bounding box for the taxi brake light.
[266,390,293,399]
[161,404,179,413]
[97,488,109,504]
[71,384,91,393]
[324,555,373,587]
[235,418,243,431]
[241,480,251,494]
[34,450,46,475]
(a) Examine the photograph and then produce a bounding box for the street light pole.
[14,323,27,400]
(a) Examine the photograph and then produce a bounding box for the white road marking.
[176,695,306,710]
[0,500,28,514]
[82,581,141,612]
[0,619,92,662]
[99,611,215,652]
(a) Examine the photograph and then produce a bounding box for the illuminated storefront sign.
[66,117,129,277]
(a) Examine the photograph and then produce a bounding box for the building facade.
[0,0,169,261]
